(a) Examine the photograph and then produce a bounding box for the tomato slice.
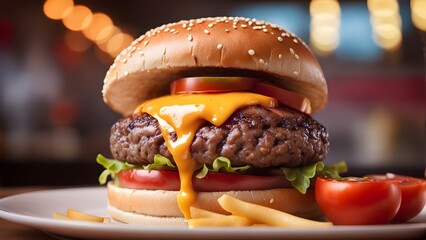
[253,82,312,114]
[170,77,256,94]
[367,174,426,222]
[117,169,291,192]
[315,176,402,225]
[169,77,311,114]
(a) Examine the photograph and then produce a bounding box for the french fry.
[190,206,226,219]
[217,194,332,228]
[66,209,106,223]
[188,215,252,227]
[52,212,71,220]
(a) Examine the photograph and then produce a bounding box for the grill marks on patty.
[110,105,329,168]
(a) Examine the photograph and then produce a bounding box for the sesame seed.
[248,49,255,55]
[124,71,129,76]
[294,54,300,60]
[164,28,170,32]
[290,48,295,55]
[144,40,149,46]
[208,23,214,28]
[278,54,282,59]
[136,36,144,43]
[189,23,194,27]
[217,43,223,49]
[269,198,274,204]
[138,51,144,56]
[182,23,187,28]
[241,24,247,28]
[233,25,237,29]
[253,26,262,30]
[172,31,178,34]
[293,38,299,44]
[187,27,192,31]
[111,63,116,69]
[187,35,193,41]
[293,71,299,76]
[204,29,210,34]
[278,36,283,42]
[263,28,268,32]
[225,29,230,33]
[259,59,265,64]
[122,58,127,63]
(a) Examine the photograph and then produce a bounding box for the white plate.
[0,187,425,240]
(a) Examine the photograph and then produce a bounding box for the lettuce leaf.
[317,160,348,179]
[281,161,347,194]
[96,154,137,184]
[96,154,176,184]
[143,154,176,170]
[96,154,347,195]
[195,156,251,179]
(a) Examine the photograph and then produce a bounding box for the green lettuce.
[96,154,175,184]
[281,161,347,194]
[96,154,137,184]
[143,154,176,169]
[96,154,347,195]
[96,154,251,184]
[195,156,251,178]
[317,160,348,179]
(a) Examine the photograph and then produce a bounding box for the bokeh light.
[105,32,134,58]
[64,30,91,52]
[411,0,426,31]
[368,0,402,51]
[310,0,341,55]
[43,0,74,20]
[62,5,93,31]
[82,13,113,41]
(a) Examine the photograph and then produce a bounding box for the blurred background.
[0,0,424,186]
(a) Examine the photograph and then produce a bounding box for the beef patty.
[110,105,329,168]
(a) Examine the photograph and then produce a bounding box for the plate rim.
[0,187,425,240]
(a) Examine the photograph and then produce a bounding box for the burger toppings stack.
[97,16,345,225]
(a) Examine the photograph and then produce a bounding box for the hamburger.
[97,16,333,225]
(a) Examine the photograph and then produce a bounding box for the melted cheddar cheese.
[134,92,277,219]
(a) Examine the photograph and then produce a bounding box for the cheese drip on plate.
[135,92,277,219]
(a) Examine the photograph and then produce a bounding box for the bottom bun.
[108,204,186,226]
[107,181,322,224]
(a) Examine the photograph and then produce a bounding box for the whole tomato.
[315,176,401,225]
[367,174,426,222]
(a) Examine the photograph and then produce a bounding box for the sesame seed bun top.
[102,16,328,116]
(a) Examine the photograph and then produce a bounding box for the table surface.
[0,187,57,240]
